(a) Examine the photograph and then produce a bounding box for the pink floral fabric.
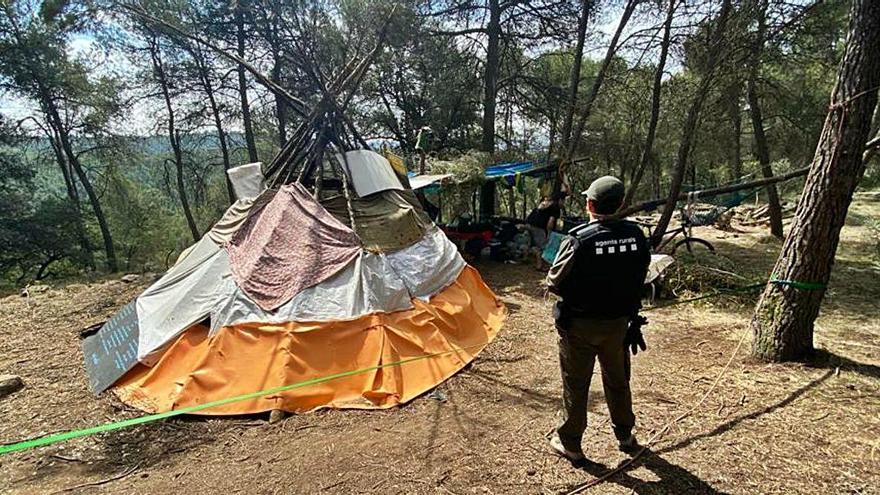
[227,183,362,311]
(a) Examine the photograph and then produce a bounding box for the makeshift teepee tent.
[81,16,506,414]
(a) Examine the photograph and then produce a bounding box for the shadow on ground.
[566,449,727,494]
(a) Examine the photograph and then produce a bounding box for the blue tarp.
[542,231,565,264]
[407,160,553,190]
[484,161,537,179]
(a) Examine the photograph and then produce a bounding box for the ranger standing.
[545,176,650,461]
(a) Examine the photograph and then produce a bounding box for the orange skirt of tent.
[113,266,505,415]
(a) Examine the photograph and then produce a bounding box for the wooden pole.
[612,166,810,219]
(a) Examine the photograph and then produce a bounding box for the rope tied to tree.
[769,278,827,290]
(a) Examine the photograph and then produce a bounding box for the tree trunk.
[235,1,259,163]
[271,51,288,148]
[566,0,638,160]
[46,125,95,269]
[194,49,235,204]
[751,0,880,362]
[746,0,784,238]
[481,0,502,152]
[559,0,593,152]
[624,0,676,206]
[651,0,733,247]
[44,97,117,272]
[3,6,106,270]
[150,38,200,241]
[729,84,743,181]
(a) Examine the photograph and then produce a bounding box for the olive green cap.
[582,176,625,208]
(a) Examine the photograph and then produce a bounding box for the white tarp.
[409,174,452,191]
[206,197,256,246]
[646,254,675,284]
[136,236,234,362]
[210,252,411,331]
[338,150,404,197]
[227,162,265,200]
[210,230,465,331]
[386,228,465,300]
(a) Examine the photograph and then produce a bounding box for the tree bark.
[624,0,676,206]
[45,124,94,269]
[192,47,235,204]
[481,0,502,152]
[149,37,200,242]
[235,0,259,163]
[566,0,638,160]
[729,84,742,181]
[751,0,880,362]
[651,0,733,247]
[271,49,288,147]
[746,0,784,238]
[559,0,593,152]
[43,97,117,272]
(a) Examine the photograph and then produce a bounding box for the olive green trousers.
[556,316,635,453]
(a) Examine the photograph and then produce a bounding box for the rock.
[121,274,140,283]
[268,409,286,424]
[0,374,24,398]
[755,234,780,244]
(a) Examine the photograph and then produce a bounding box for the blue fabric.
[485,161,535,179]
[542,231,565,264]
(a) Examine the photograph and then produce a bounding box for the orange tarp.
[114,266,505,415]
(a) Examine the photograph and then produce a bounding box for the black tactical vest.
[556,219,650,319]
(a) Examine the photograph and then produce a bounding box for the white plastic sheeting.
[135,236,234,362]
[207,198,256,246]
[646,254,675,284]
[386,228,465,300]
[211,253,409,331]
[227,162,265,200]
[338,150,404,197]
[211,230,465,330]
[409,173,452,191]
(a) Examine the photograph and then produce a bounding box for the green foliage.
[425,151,490,220]
[0,196,85,284]
[0,0,860,285]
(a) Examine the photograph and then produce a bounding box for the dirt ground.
[1,198,878,495]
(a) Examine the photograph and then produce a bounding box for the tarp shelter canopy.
[409,173,453,191]
[484,161,554,180]
[409,161,555,190]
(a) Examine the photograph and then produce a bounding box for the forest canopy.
[0,0,871,284]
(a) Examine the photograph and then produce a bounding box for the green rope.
[0,277,826,457]
[0,343,486,457]
[642,282,767,312]
[769,278,827,290]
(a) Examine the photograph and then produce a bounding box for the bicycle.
[637,205,717,255]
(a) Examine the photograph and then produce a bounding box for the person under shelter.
[525,192,565,269]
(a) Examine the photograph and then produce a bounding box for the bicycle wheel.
[672,237,715,255]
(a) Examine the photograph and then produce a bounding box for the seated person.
[525,192,565,269]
